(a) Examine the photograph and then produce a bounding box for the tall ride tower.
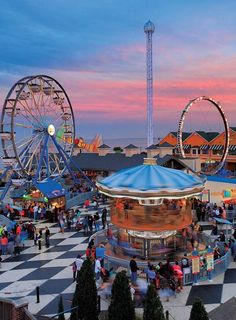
[144,20,155,147]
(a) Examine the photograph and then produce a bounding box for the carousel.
[96,158,206,262]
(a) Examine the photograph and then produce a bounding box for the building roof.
[159,142,174,148]
[124,144,139,149]
[195,131,219,142]
[145,144,159,150]
[71,153,146,172]
[171,132,191,140]
[98,144,111,149]
[71,152,195,173]
[208,297,236,320]
[230,127,236,132]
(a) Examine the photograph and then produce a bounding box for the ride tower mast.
[144,20,155,147]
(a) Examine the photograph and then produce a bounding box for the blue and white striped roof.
[97,158,206,199]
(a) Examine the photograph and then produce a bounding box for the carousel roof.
[96,158,206,199]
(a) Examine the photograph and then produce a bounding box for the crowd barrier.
[183,250,232,285]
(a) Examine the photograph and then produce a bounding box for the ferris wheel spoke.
[24,135,45,174]
[15,123,33,129]
[28,87,45,124]
[35,90,47,126]
[18,133,43,165]
[14,136,36,150]
[17,99,43,128]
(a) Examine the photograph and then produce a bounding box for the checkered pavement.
[0,202,109,319]
[1,204,236,320]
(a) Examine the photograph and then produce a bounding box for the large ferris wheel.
[0,75,90,200]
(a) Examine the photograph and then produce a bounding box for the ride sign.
[206,253,214,271]
[192,256,200,274]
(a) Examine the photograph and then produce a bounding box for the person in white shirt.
[33,204,38,221]
[75,254,84,277]
[95,257,101,280]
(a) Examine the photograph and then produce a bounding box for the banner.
[206,253,214,271]
[192,256,200,274]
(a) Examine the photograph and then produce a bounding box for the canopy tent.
[224,198,236,205]
[33,179,65,199]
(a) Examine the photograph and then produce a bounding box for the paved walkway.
[0,207,235,319]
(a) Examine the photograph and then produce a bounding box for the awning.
[224,198,236,205]
[210,145,223,150]
[174,144,190,150]
[200,144,209,150]
[33,180,65,199]
[229,145,236,151]
[213,217,232,225]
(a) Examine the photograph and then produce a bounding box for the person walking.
[129,255,138,284]
[101,208,107,229]
[72,261,77,282]
[33,203,38,221]
[95,257,102,281]
[75,254,84,278]
[1,235,8,255]
[45,226,50,248]
[93,212,100,231]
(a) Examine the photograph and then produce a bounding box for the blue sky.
[0,0,236,140]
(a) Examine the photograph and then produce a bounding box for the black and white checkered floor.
[1,209,236,319]
[0,202,109,319]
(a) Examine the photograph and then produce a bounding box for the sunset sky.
[0,0,236,140]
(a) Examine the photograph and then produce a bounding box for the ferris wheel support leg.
[0,167,11,180]
[0,178,12,202]
[50,136,95,188]
[33,135,49,184]
[45,144,50,178]
[50,135,80,184]
[68,156,96,189]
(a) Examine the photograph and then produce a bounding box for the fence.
[65,190,95,209]
[183,250,232,285]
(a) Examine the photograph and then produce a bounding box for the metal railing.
[183,250,232,285]
[65,190,95,209]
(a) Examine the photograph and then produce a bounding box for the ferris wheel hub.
[47,124,55,136]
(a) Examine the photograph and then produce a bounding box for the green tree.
[143,284,165,320]
[113,146,123,153]
[108,271,135,320]
[189,298,209,320]
[58,295,65,320]
[78,258,98,320]
[70,284,79,320]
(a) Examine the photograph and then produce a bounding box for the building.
[159,128,236,171]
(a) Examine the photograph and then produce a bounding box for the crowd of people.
[193,199,235,222]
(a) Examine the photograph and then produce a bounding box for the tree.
[70,284,79,320]
[113,146,123,153]
[143,284,165,320]
[58,295,65,320]
[108,271,135,320]
[189,298,209,320]
[77,258,98,320]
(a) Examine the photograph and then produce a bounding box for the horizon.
[0,1,236,139]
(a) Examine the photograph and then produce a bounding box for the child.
[72,261,77,282]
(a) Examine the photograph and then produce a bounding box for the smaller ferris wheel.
[177,96,230,176]
[0,75,90,200]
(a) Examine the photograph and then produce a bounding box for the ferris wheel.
[0,75,80,199]
[177,96,230,175]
